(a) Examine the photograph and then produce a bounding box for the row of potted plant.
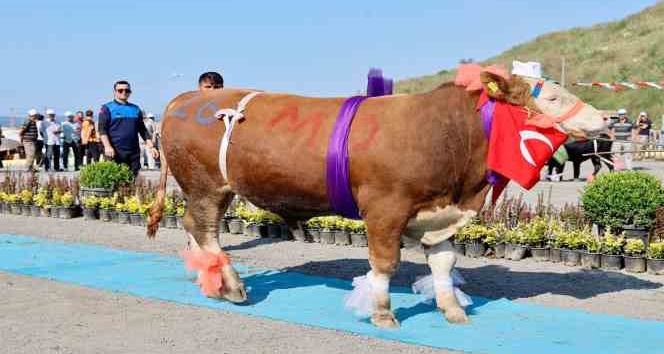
[0,186,78,218]
[303,216,368,247]
[453,218,664,275]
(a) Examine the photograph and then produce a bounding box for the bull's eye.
[546,96,558,102]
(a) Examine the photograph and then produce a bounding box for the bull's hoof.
[442,307,469,324]
[371,312,400,329]
[221,284,248,303]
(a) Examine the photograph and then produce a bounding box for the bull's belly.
[403,205,477,246]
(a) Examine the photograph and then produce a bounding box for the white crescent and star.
[519,130,554,166]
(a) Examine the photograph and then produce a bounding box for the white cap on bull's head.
[502,60,606,138]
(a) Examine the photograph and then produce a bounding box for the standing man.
[198,72,224,90]
[42,109,62,171]
[19,109,40,171]
[99,80,157,177]
[81,110,100,165]
[609,108,635,170]
[62,111,82,171]
[35,111,47,168]
[635,111,652,160]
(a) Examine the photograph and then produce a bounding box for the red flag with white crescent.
[487,101,568,189]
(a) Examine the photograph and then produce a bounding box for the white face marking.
[521,77,607,137]
[404,205,476,246]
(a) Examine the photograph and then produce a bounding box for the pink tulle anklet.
[179,249,231,297]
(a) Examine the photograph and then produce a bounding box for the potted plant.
[646,242,664,275]
[623,239,647,273]
[124,196,142,226]
[266,211,284,239]
[600,230,625,271]
[305,217,321,243]
[549,223,567,263]
[79,161,133,199]
[114,200,130,224]
[50,188,63,218]
[582,171,664,242]
[98,197,114,222]
[163,195,178,229]
[19,189,33,216]
[82,196,99,220]
[32,189,48,217]
[581,234,602,269]
[461,223,488,258]
[349,220,368,247]
[504,226,528,261]
[139,201,152,226]
[452,230,468,256]
[561,228,585,267]
[522,217,549,262]
[319,216,336,244]
[59,192,75,219]
[485,224,505,258]
[175,202,185,229]
[0,192,7,214]
[6,193,20,215]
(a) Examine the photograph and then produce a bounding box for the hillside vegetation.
[396,2,664,122]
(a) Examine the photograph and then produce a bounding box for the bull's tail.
[147,148,168,238]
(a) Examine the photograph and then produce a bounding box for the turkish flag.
[485,97,567,190]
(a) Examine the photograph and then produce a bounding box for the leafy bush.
[583,235,601,253]
[124,196,141,214]
[648,242,664,259]
[601,230,626,255]
[164,195,176,216]
[520,217,549,247]
[581,171,664,229]
[98,197,115,210]
[5,193,18,204]
[19,190,33,204]
[79,162,133,189]
[33,192,49,208]
[347,220,367,234]
[82,196,99,209]
[624,239,646,257]
[483,224,504,247]
[60,192,75,208]
[458,223,491,244]
[305,217,321,229]
[114,202,127,212]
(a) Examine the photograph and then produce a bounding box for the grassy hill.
[396,2,664,124]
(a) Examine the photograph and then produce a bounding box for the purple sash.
[326,69,392,219]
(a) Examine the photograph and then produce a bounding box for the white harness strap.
[215,91,261,182]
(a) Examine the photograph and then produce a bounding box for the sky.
[0,0,660,117]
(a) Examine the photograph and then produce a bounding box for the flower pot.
[159,217,166,227]
[581,252,601,269]
[623,256,646,273]
[244,222,255,237]
[129,213,143,226]
[51,206,62,218]
[117,211,130,224]
[267,223,281,238]
[530,247,550,262]
[601,254,623,271]
[165,215,178,229]
[320,229,335,244]
[308,228,322,243]
[453,242,466,256]
[83,207,98,220]
[109,210,118,223]
[79,186,113,199]
[506,243,528,261]
[228,218,244,234]
[30,205,41,217]
[219,219,230,234]
[0,202,6,214]
[465,242,486,258]
[280,224,292,240]
[561,249,581,266]
[550,248,562,263]
[40,207,51,217]
[258,224,268,237]
[59,207,74,219]
[647,258,664,275]
[99,209,113,222]
[494,242,505,258]
[334,230,351,246]
[21,204,32,216]
[350,232,368,247]
[10,203,21,215]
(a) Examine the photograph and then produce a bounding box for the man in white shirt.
[42,109,62,171]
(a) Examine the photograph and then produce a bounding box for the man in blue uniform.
[98,80,158,176]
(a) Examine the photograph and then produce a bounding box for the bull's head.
[479,71,607,138]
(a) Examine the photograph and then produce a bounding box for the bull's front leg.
[424,241,469,324]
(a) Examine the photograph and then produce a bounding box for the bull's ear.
[480,71,509,100]
[503,76,532,107]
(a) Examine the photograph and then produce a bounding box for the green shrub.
[581,171,664,229]
[458,223,489,244]
[82,196,99,209]
[98,197,114,210]
[583,235,601,253]
[601,230,626,255]
[79,161,133,189]
[520,217,549,247]
[624,239,646,257]
[648,242,664,259]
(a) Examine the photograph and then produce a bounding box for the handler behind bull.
[609,108,635,170]
[98,80,158,177]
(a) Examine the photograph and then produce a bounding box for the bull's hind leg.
[183,189,247,303]
[424,241,469,324]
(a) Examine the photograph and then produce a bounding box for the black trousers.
[62,141,81,170]
[35,140,44,166]
[83,143,101,164]
[114,150,141,177]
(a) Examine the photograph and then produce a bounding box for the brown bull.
[147,71,605,328]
